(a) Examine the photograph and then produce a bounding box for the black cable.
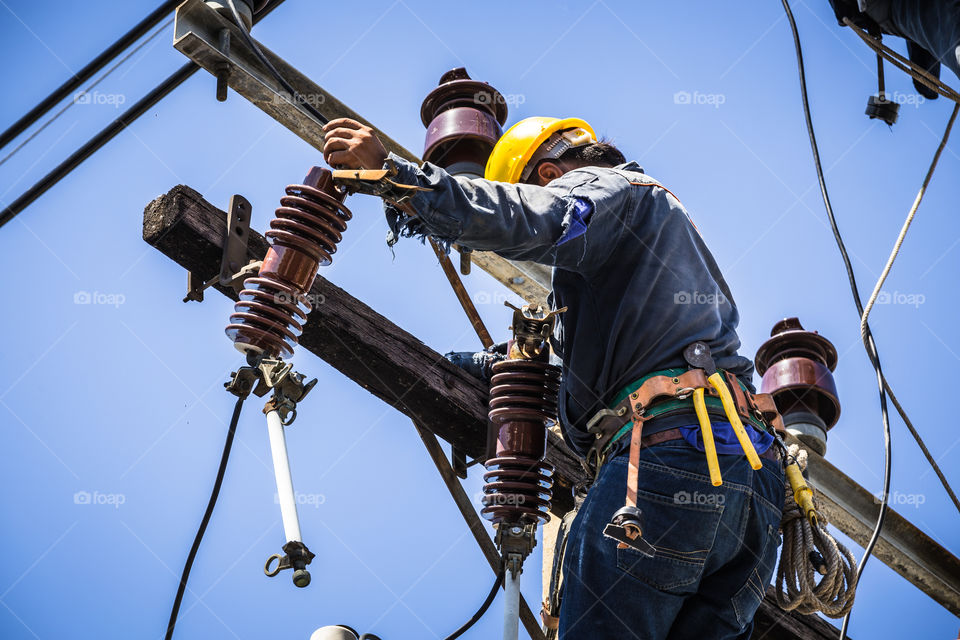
[0,0,288,229]
[224,0,329,125]
[0,62,199,229]
[443,565,505,640]
[165,396,245,640]
[0,0,181,151]
[780,2,891,637]
[781,0,960,510]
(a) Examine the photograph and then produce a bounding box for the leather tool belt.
[585,369,785,470]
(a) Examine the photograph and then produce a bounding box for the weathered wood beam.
[143,184,586,514]
[142,184,843,640]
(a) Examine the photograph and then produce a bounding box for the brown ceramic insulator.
[755,318,842,440]
[482,359,560,524]
[225,167,352,359]
[421,67,508,177]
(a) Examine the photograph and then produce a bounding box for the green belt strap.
[602,367,765,456]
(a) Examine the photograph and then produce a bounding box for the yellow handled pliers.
[683,342,763,473]
[692,387,723,486]
[707,371,763,470]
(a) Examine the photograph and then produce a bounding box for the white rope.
[776,445,858,617]
[860,104,959,345]
[842,17,960,104]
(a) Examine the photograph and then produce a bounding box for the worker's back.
[541,162,755,456]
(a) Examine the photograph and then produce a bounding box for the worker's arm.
[387,154,640,271]
[321,117,636,269]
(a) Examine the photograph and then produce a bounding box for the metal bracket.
[495,522,538,561]
[225,357,316,423]
[603,505,656,557]
[184,194,256,302]
[264,539,316,588]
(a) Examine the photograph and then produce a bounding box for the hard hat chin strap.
[520,128,595,182]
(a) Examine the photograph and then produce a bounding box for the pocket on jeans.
[732,523,781,628]
[616,487,724,593]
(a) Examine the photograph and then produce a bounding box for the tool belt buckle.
[603,506,656,557]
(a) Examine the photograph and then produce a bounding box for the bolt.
[215,29,231,103]
[293,569,311,588]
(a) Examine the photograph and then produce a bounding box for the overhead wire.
[860,104,958,341]
[842,17,960,104]
[0,62,199,228]
[781,3,960,517]
[780,2,890,638]
[443,565,505,640]
[165,396,245,640]
[0,0,182,150]
[780,1,960,637]
[224,0,329,126]
[0,0,287,229]
[0,17,174,169]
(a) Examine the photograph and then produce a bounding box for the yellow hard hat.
[484,117,596,184]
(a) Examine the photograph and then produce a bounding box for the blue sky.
[0,1,958,638]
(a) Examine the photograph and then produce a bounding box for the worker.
[828,0,960,98]
[322,115,786,639]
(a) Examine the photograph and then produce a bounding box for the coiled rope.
[775,444,858,618]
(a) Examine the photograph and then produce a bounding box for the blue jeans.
[558,437,785,639]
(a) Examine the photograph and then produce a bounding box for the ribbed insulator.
[482,359,560,524]
[226,168,351,359]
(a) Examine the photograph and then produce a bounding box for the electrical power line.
[781,1,960,637]
[0,17,174,169]
[165,397,245,640]
[0,0,287,229]
[0,61,199,228]
[0,0,182,151]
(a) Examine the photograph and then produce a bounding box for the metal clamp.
[185,194,259,302]
[264,540,316,588]
[585,405,628,434]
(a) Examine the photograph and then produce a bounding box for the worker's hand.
[322,118,388,170]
